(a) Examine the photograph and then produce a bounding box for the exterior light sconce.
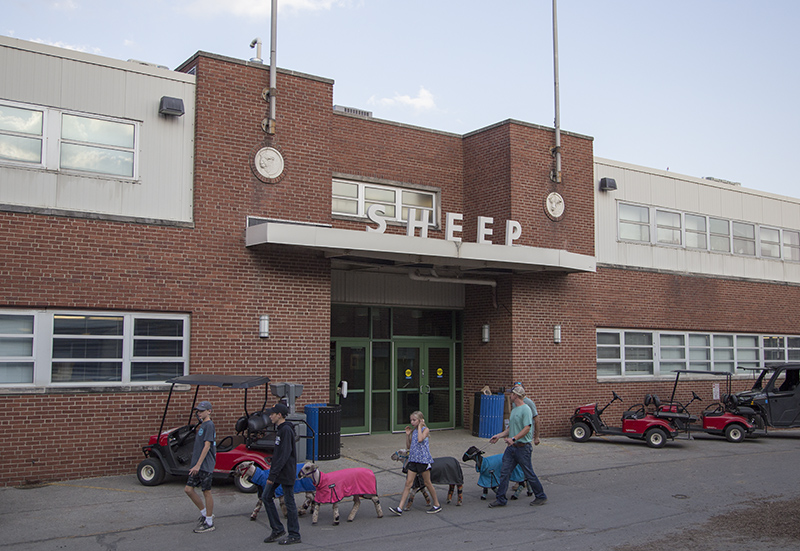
[553,325,562,344]
[599,177,617,192]
[481,324,490,343]
[259,315,270,338]
[159,96,185,117]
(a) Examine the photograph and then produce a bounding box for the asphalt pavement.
[3,428,800,551]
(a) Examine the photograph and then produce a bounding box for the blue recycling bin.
[478,394,504,438]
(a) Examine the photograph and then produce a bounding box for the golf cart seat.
[622,405,647,420]
[244,411,277,451]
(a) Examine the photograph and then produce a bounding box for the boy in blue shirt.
[184,400,216,533]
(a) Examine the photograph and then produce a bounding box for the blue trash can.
[478,394,504,438]
[304,403,325,461]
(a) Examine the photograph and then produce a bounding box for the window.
[759,227,781,259]
[0,101,139,179]
[60,114,135,177]
[0,310,188,387]
[332,179,436,225]
[709,218,731,253]
[732,222,756,256]
[0,314,35,384]
[0,103,44,165]
[619,204,650,242]
[685,214,707,249]
[596,332,621,376]
[783,231,800,262]
[736,335,760,369]
[616,203,800,262]
[659,334,686,372]
[763,336,785,362]
[597,329,797,378]
[656,210,682,245]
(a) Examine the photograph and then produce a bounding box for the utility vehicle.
[728,363,800,430]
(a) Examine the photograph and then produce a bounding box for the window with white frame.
[618,203,650,242]
[0,101,138,179]
[732,222,756,256]
[759,227,781,259]
[616,203,800,262]
[709,217,731,253]
[332,179,437,225]
[0,103,44,165]
[656,210,682,245]
[597,329,795,378]
[0,310,188,386]
[685,214,707,249]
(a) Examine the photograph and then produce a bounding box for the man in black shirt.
[262,403,301,545]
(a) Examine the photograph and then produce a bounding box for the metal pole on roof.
[551,0,562,184]
[267,0,278,134]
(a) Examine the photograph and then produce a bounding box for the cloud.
[369,86,437,112]
[51,0,78,10]
[28,38,102,55]
[181,0,354,18]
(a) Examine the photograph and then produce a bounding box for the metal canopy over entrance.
[246,220,596,275]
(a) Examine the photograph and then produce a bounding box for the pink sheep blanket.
[313,468,377,504]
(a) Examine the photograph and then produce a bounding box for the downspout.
[408,270,497,309]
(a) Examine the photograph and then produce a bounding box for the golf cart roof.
[672,370,733,377]
[165,374,270,388]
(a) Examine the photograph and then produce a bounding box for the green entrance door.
[393,342,453,431]
[331,340,369,433]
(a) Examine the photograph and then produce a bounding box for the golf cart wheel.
[233,464,259,493]
[137,458,165,486]
[724,423,746,443]
[570,421,592,442]
[644,428,667,449]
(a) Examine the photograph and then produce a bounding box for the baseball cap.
[267,402,289,417]
[196,400,213,411]
[511,386,526,398]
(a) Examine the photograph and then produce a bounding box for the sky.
[4,0,799,198]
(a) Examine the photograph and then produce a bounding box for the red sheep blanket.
[313,468,377,504]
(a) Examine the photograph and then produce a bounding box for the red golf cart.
[136,374,276,493]
[570,391,681,448]
[658,370,756,443]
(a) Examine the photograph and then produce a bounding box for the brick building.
[3,36,800,486]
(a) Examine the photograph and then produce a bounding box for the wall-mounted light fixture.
[481,324,490,343]
[159,96,185,117]
[259,315,270,338]
[599,177,617,192]
[553,324,562,344]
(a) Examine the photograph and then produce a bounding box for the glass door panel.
[395,345,421,429]
[427,346,452,427]
[334,340,369,434]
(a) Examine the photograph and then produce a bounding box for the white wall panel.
[332,270,465,308]
[595,157,800,285]
[0,36,195,224]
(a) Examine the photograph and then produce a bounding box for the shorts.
[407,461,432,473]
[186,470,213,491]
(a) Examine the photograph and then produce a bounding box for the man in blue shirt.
[488,386,547,507]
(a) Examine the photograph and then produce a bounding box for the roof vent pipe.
[249,37,263,63]
[408,270,497,308]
